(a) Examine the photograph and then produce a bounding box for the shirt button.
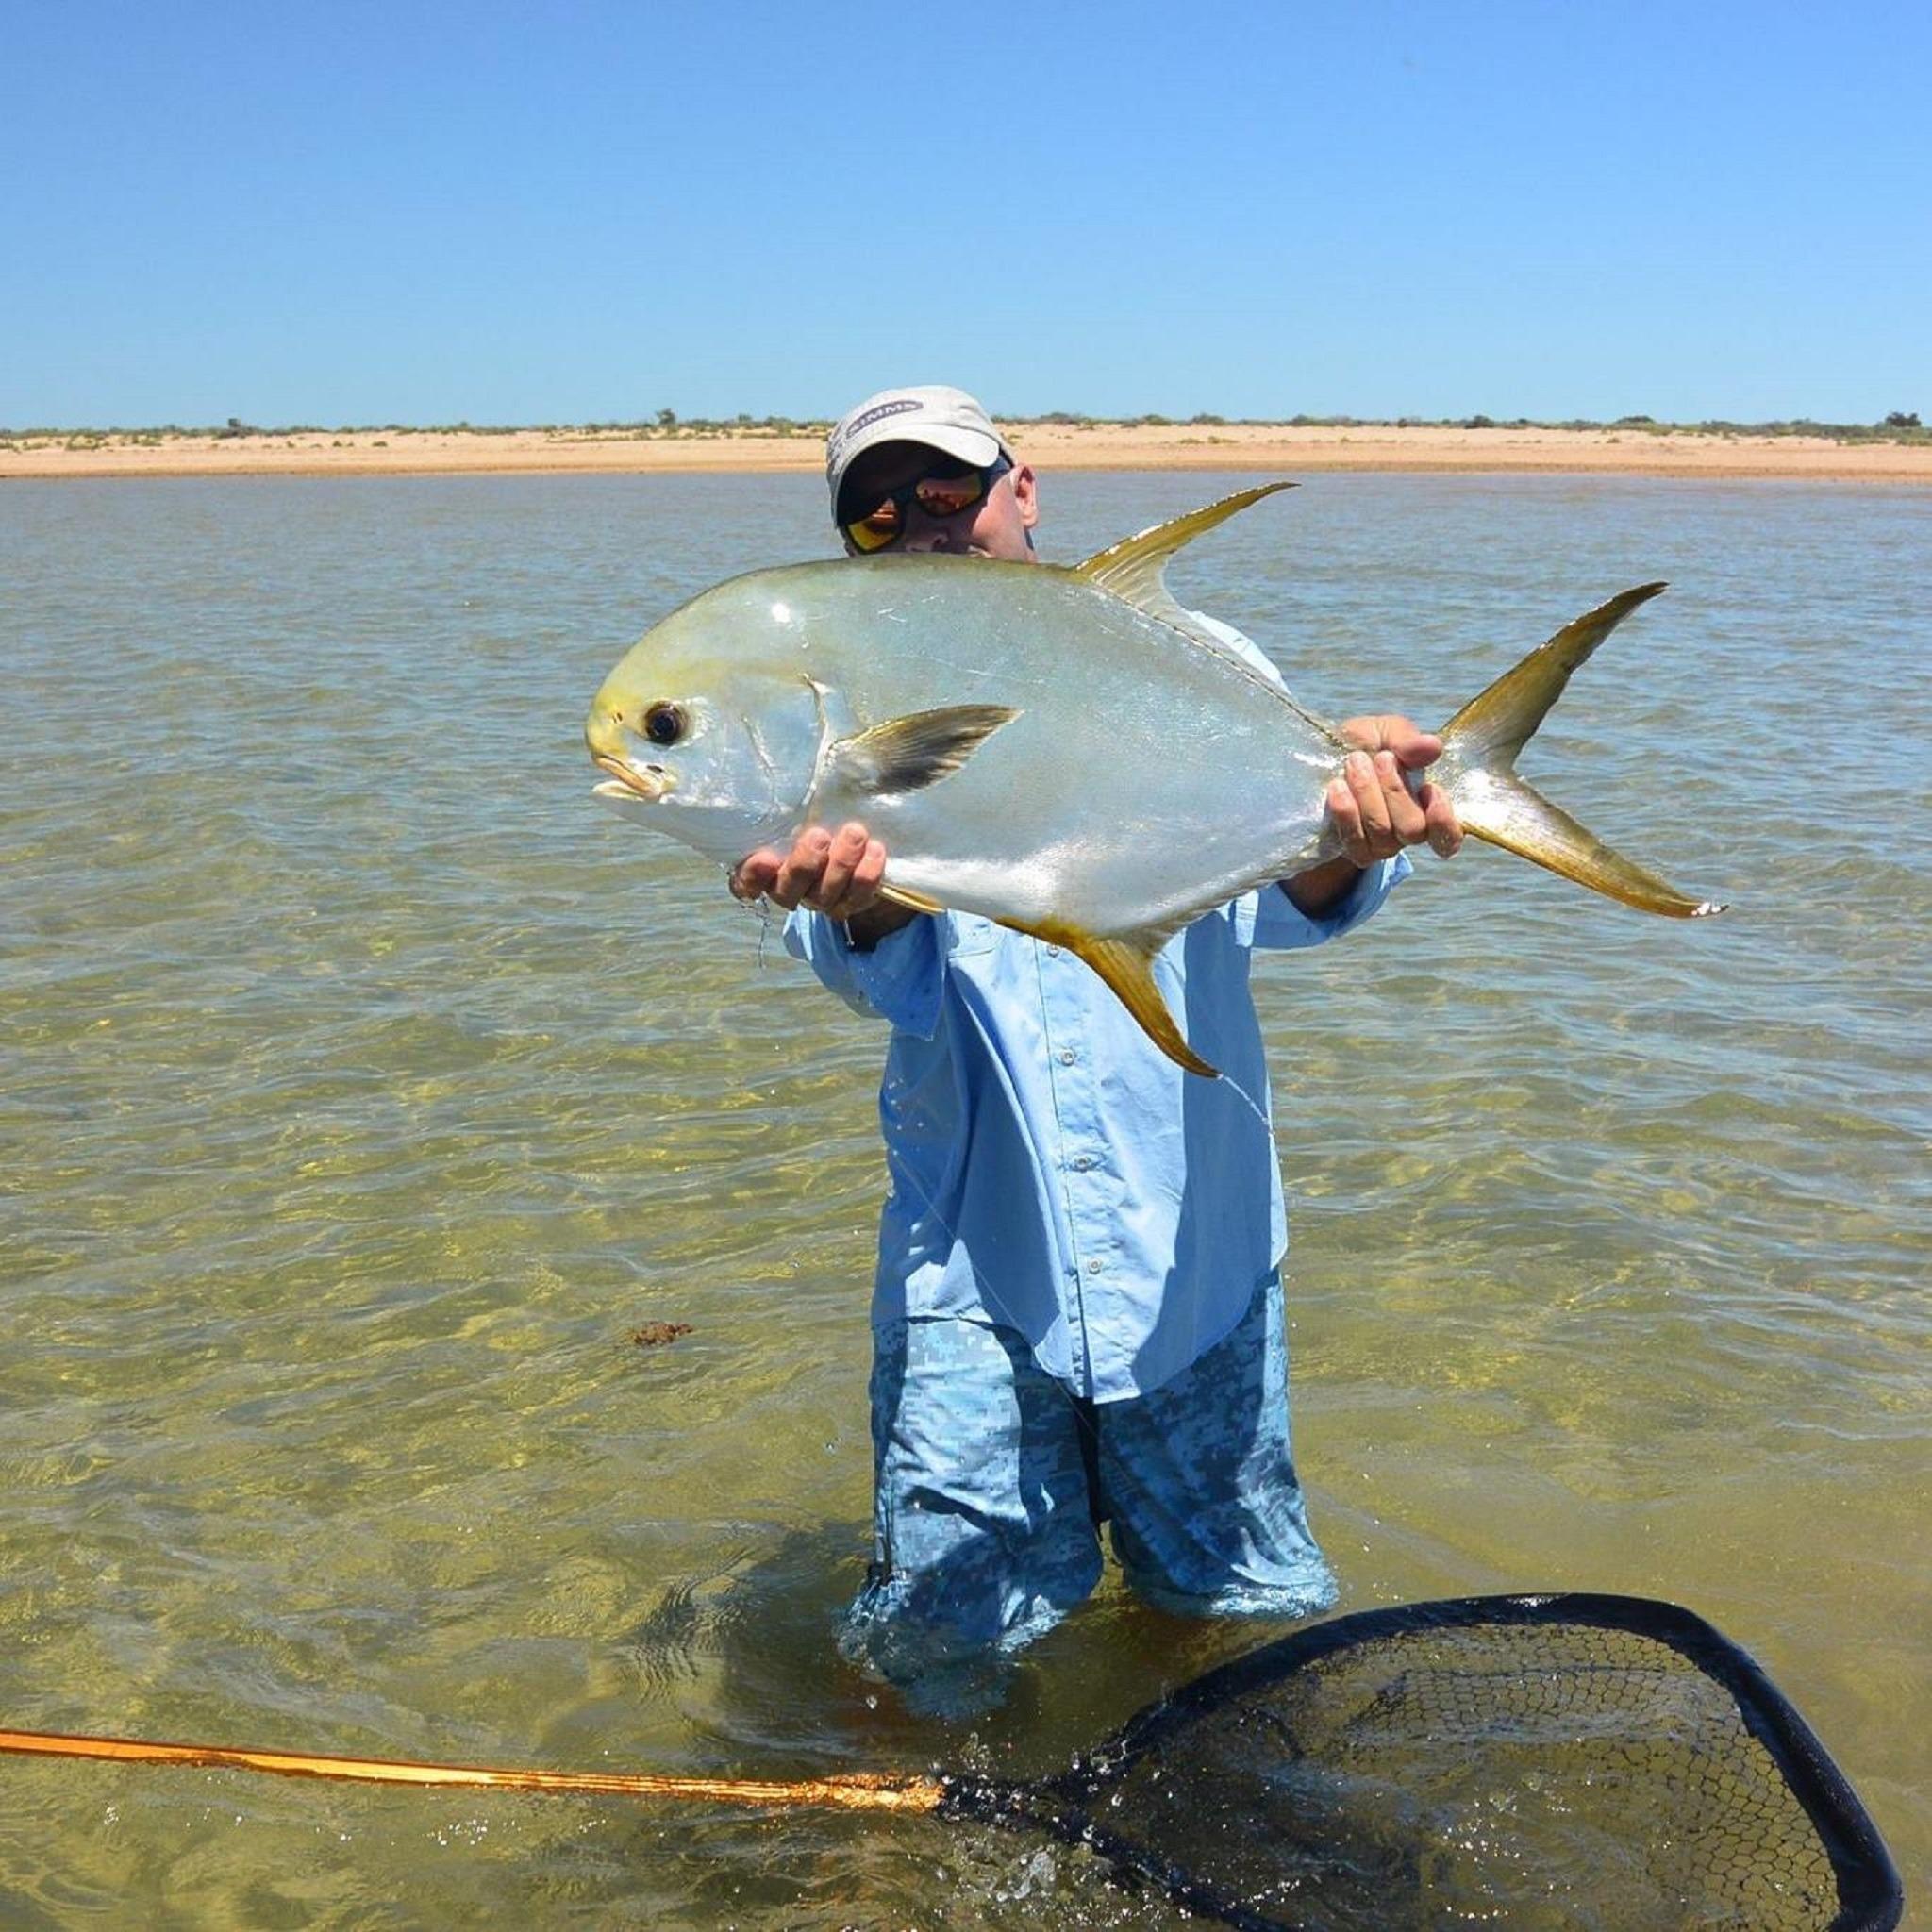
[1086,1257,1104,1275]
[1058,1048,1076,1065]
[1046,944,1061,957]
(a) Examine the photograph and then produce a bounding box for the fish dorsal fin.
[995,916,1220,1078]
[829,705,1021,796]
[1072,482,1296,635]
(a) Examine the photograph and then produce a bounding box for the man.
[730,386,1459,1691]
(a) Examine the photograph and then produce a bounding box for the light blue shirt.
[786,619,1408,1403]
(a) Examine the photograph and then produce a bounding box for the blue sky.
[5,1,1925,426]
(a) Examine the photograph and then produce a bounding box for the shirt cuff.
[1253,851,1411,949]
[784,908,945,1039]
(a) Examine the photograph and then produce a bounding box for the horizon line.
[5,409,1925,443]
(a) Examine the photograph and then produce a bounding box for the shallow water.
[2,471,1925,1925]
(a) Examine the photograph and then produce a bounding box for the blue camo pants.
[841,1272,1335,1682]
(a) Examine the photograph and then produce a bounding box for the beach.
[6,420,1929,481]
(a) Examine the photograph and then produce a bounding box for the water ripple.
[2,473,1926,1923]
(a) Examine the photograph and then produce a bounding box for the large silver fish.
[586,484,1721,1075]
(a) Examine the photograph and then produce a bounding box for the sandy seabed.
[5,421,1928,482]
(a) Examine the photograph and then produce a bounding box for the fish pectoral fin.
[829,705,1021,796]
[997,918,1220,1079]
[1072,483,1296,632]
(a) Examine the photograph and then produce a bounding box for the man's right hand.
[729,823,920,946]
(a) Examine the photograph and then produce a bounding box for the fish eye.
[642,703,685,746]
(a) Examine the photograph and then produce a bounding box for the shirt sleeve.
[1253,851,1412,950]
[1180,611,1417,952]
[782,908,945,1039]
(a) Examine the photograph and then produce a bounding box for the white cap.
[826,385,1012,515]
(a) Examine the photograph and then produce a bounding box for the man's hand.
[1283,714,1462,917]
[1328,715,1462,865]
[729,822,918,947]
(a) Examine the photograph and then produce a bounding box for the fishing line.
[1214,1067,1274,1134]
[729,870,777,968]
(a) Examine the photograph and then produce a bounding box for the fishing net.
[946,1593,1901,1932]
[1,1592,1899,1929]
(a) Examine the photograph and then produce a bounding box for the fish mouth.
[591,751,675,803]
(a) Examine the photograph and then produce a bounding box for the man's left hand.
[1281,714,1462,918]
[1327,714,1462,866]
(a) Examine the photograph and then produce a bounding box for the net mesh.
[976,1595,1898,1932]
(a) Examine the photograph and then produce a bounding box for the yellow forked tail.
[1434,584,1725,918]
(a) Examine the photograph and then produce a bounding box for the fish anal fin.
[1073,483,1295,631]
[998,916,1220,1078]
[831,705,1020,796]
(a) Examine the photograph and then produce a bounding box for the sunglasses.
[841,457,1012,553]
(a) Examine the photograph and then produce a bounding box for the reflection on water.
[2,473,1926,1923]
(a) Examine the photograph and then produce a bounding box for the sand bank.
[5,421,1928,482]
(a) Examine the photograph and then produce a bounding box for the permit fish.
[586,483,1722,1076]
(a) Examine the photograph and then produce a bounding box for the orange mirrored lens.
[910,471,987,516]
[846,505,902,552]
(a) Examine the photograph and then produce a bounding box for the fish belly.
[811,565,1343,938]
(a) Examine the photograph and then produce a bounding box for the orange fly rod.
[0,1724,944,1813]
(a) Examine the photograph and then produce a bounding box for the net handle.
[0,1724,944,1814]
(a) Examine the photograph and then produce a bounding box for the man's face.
[836,441,1039,561]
